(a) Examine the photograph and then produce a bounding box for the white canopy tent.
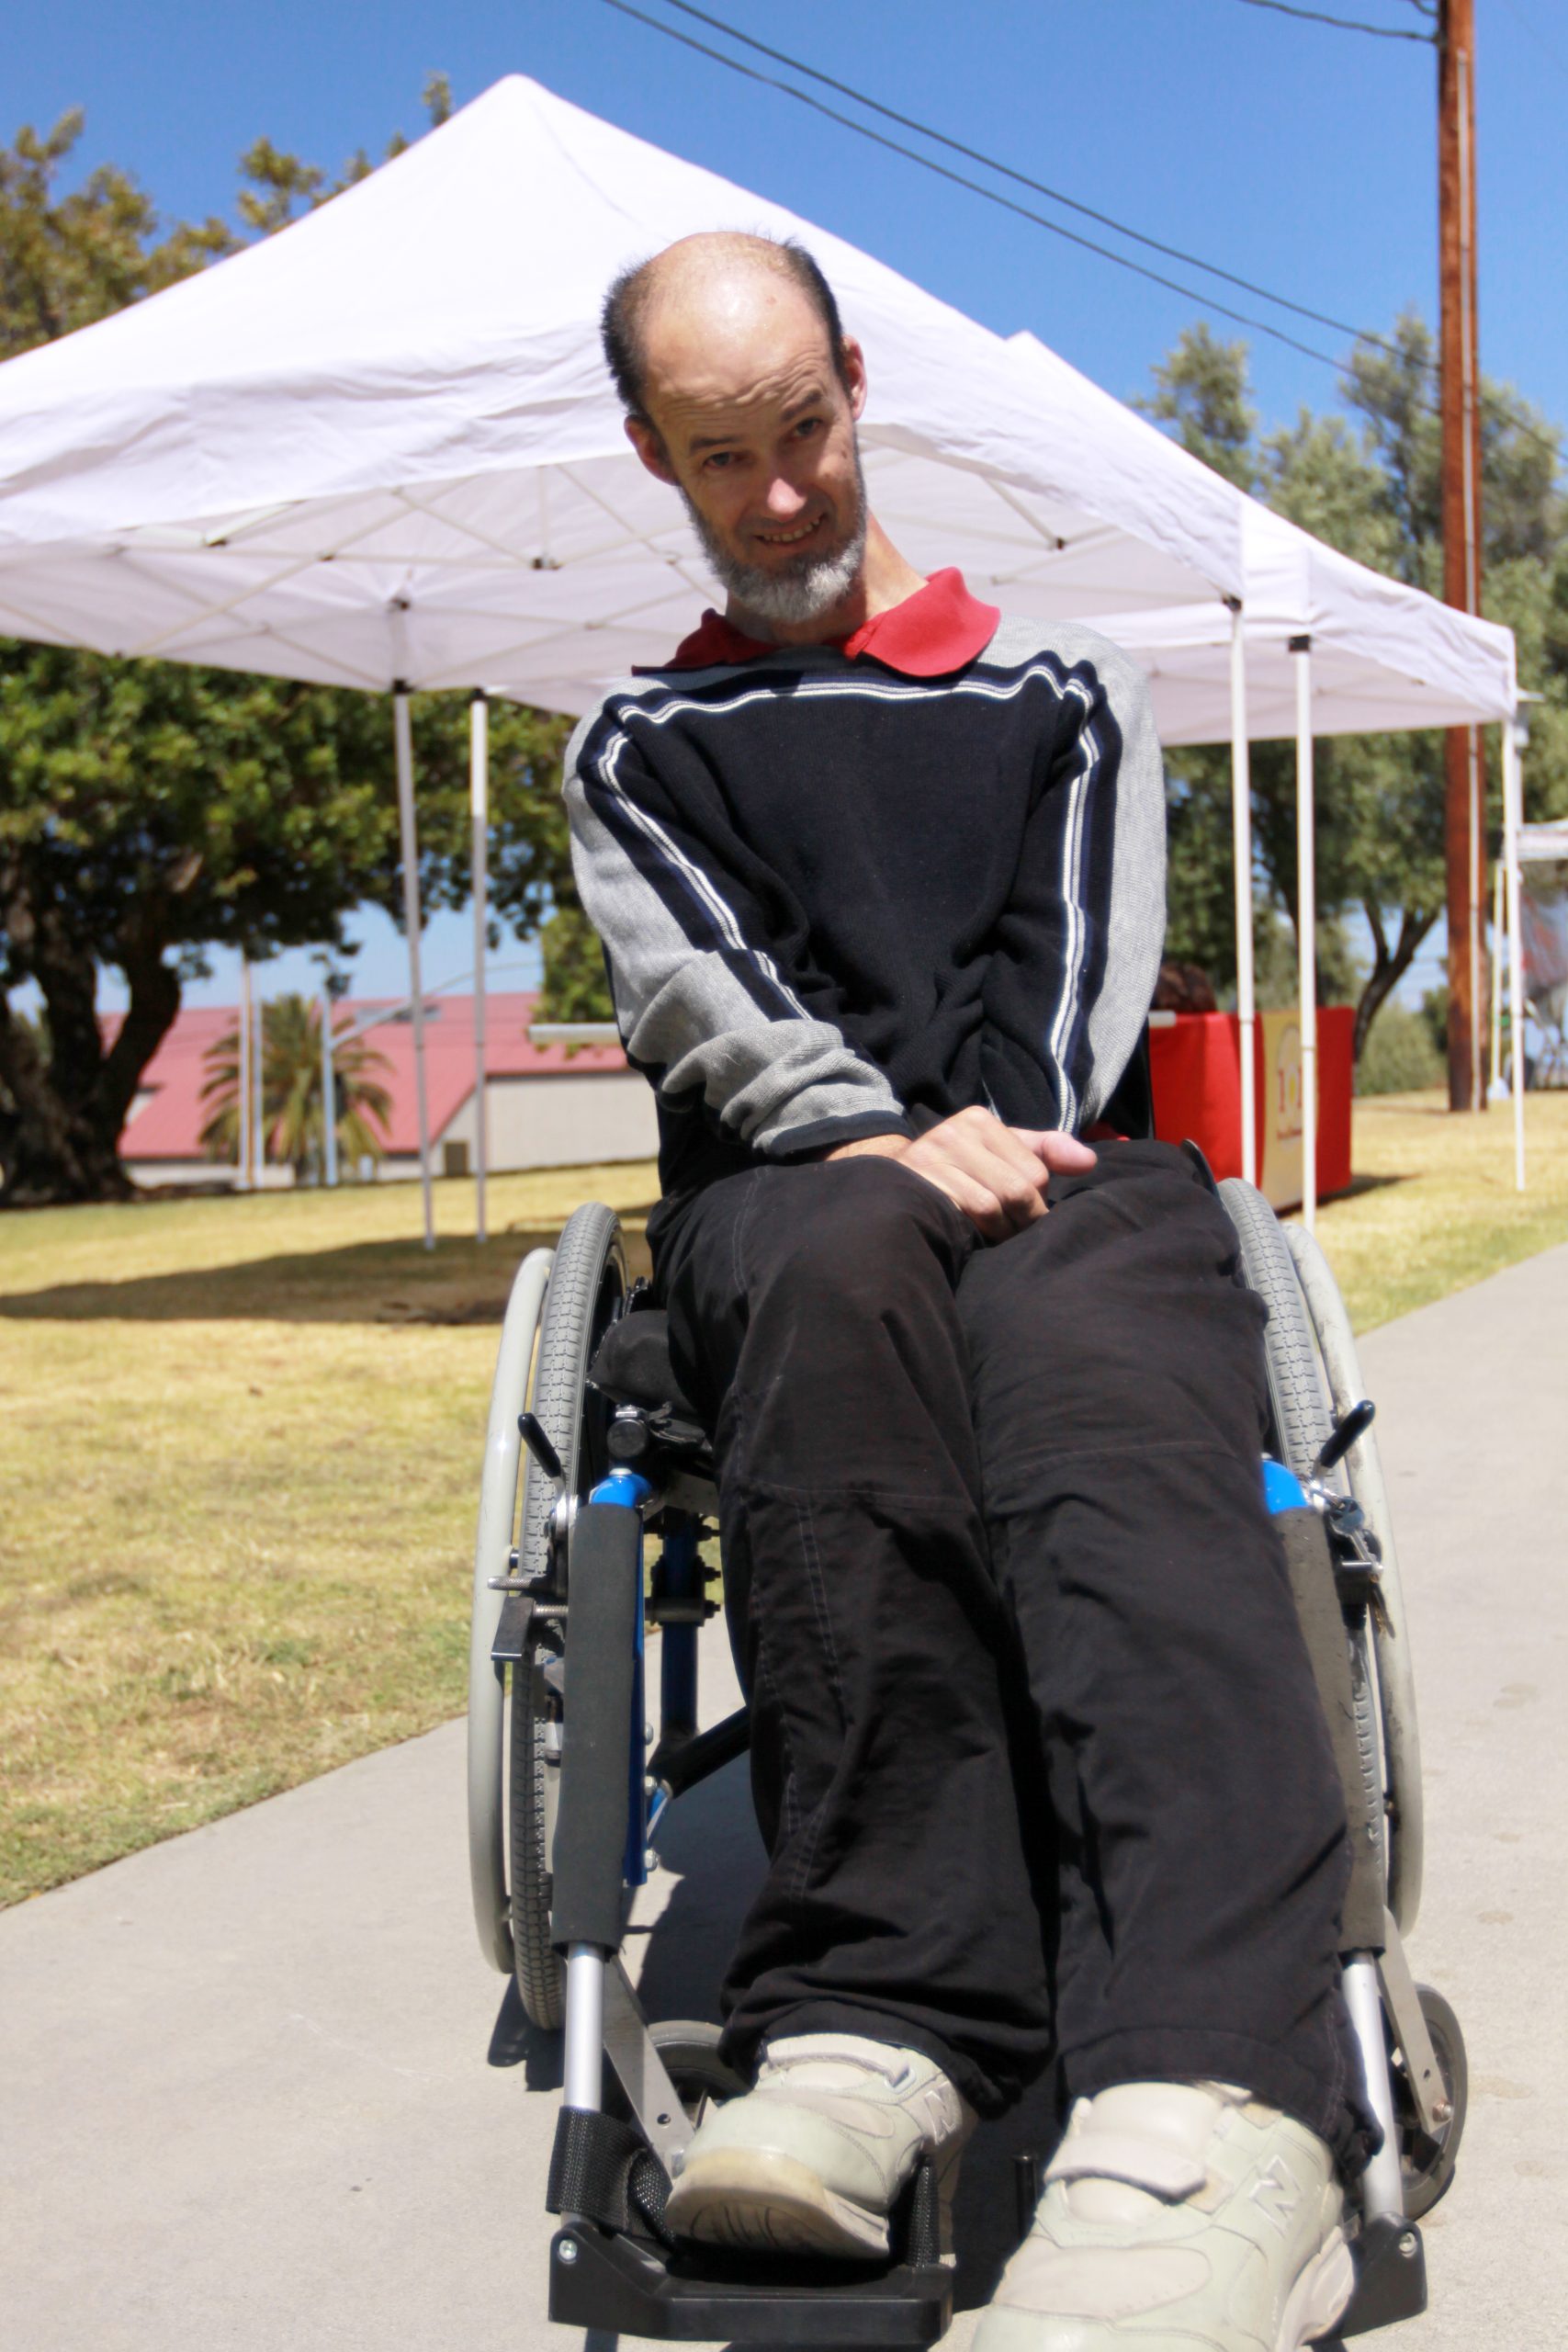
[1095,493,1517,1221]
[0,74,1520,1229]
[1006,334,1520,1219]
[1497,790,1564,1191]
[0,73,1255,1243]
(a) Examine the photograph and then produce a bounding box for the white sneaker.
[662,2030,976,2261]
[974,2081,1355,2352]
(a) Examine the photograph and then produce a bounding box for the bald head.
[601,232,852,426]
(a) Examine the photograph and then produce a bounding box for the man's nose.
[761,474,810,520]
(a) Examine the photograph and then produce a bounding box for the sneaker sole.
[1281,2225,1356,2351]
[664,2150,891,2261]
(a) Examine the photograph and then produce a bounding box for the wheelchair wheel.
[510,1203,628,2030]
[1219,1178,1333,1472]
[1284,1222,1423,1937]
[1390,1984,1467,2218]
[1221,1180,1388,1897]
[468,1248,553,1975]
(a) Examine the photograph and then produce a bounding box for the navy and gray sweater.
[563,609,1167,1216]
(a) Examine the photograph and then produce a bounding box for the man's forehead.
[649,345,837,449]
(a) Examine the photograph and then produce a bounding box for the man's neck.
[725,516,926,649]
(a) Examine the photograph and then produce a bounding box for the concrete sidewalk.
[3,1244,1565,2351]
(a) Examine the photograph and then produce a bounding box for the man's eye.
[703,451,736,471]
[793,416,823,438]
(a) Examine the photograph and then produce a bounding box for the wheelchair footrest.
[1337,2214,1426,2339]
[548,2224,953,2344]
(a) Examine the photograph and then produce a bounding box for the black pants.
[653,1140,1369,2167]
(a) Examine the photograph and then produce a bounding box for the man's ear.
[625,413,679,486]
[840,337,869,424]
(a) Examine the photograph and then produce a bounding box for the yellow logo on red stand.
[1260,1010,1305,1212]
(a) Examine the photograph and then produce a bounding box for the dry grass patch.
[1311,1090,1568,1331]
[0,1165,655,1906]
[4,1102,1565,1907]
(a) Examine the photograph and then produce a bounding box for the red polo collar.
[657,567,999,678]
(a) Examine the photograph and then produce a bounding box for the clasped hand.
[826,1104,1096,1242]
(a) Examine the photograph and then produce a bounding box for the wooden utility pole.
[1439,0,1485,1110]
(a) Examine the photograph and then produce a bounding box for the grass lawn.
[1310,1088,1568,1331]
[3,1096,1564,1908]
[0,1164,658,1909]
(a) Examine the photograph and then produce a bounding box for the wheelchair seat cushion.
[589,1309,709,1452]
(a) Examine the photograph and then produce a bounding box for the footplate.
[548,2154,953,2345]
[548,2223,953,2344]
[1337,2214,1427,2338]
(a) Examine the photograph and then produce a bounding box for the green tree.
[1145,321,1567,1057]
[198,991,393,1181]
[0,95,583,1205]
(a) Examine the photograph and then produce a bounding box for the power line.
[1230,0,1434,39]
[600,0,1561,466]
[602,0,1350,367]
[653,0,1415,352]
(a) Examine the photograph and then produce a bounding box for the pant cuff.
[1061,2024,1380,2179]
[720,1998,1015,2120]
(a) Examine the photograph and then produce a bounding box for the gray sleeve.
[563,707,911,1160]
[982,617,1167,1130]
[1074,633,1167,1126]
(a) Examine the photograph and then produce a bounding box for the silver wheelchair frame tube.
[1284,1224,1424,1937]
[467,1246,555,1973]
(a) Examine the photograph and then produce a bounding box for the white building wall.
[124,1075,660,1188]
[433,1071,659,1173]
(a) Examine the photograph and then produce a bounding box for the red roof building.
[117,991,656,1184]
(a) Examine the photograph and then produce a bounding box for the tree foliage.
[0,94,583,1205]
[1144,320,1568,1057]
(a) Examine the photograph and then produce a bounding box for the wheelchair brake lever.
[518,1411,565,1487]
[1314,1396,1375,1479]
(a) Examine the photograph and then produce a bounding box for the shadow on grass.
[0,1220,656,1325]
[1332,1171,1412,1203]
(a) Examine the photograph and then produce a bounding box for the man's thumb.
[1019,1128,1098,1170]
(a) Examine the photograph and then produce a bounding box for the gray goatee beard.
[682,450,869,628]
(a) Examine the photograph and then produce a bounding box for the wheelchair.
[465,1169,1468,2346]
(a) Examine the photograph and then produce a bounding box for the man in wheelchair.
[562,231,1374,2352]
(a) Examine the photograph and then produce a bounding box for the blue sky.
[11,0,1564,1011]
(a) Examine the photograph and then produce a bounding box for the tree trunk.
[1353,901,1438,1064]
[0,874,181,1205]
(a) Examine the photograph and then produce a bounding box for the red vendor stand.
[1148,1007,1353,1213]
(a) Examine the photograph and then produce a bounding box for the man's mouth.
[752,514,827,550]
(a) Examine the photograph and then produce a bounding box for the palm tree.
[200,992,392,1182]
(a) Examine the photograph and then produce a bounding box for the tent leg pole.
[321,988,339,1189]
[470,691,489,1246]
[1292,638,1317,1232]
[1469,725,1484,1112]
[1489,853,1504,1098]
[238,953,252,1193]
[1228,605,1258,1187]
[394,687,435,1252]
[1504,717,1527,1192]
[253,978,265,1193]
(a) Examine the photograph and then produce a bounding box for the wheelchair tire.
[510,1202,628,2030]
[1391,1984,1467,2219]
[1218,1178,1334,1475]
[1221,1180,1388,1898]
